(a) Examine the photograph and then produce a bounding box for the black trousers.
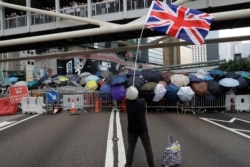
[125,132,154,167]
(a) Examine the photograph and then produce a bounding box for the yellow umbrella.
[59,76,69,82]
[85,80,98,90]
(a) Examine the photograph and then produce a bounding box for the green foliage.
[218,58,250,71]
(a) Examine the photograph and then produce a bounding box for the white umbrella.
[177,86,194,101]
[153,83,167,102]
[219,78,240,87]
[14,81,28,86]
[170,74,190,87]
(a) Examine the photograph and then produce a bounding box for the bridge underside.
[1,1,250,53]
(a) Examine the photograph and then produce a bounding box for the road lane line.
[116,110,126,167]
[0,114,39,131]
[0,121,16,128]
[105,109,114,167]
[200,117,250,139]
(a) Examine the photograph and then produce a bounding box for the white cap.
[126,86,138,100]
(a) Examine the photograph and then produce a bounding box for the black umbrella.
[141,70,162,83]
[226,71,240,79]
[207,80,226,97]
[139,90,155,102]
[126,76,144,90]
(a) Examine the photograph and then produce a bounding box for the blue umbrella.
[6,77,18,83]
[100,84,112,100]
[165,84,180,102]
[111,84,126,101]
[112,74,127,85]
[189,75,204,82]
[210,69,225,76]
[84,75,100,82]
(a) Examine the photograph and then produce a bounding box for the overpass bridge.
[0,0,250,58]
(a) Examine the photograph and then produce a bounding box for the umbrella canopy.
[97,70,113,78]
[14,81,28,86]
[170,74,190,87]
[191,81,207,96]
[84,75,100,83]
[207,80,226,97]
[85,80,98,90]
[161,71,175,84]
[58,76,69,82]
[188,75,204,82]
[70,75,81,82]
[177,86,195,101]
[219,78,239,87]
[141,70,162,83]
[100,84,112,100]
[153,83,167,102]
[6,77,19,83]
[210,69,225,80]
[165,84,180,102]
[112,74,127,85]
[236,77,249,90]
[126,76,144,90]
[111,84,126,101]
[79,72,92,78]
[27,80,39,89]
[226,71,240,79]
[127,70,142,76]
[140,82,157,91]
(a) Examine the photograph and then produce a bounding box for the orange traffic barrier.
[70,99,77,115]
[53,106,61,115]
[120,98,127,112]
[94,97,100,112]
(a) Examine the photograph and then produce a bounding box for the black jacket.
[125,98,148,135]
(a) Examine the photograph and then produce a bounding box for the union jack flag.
[145,1,214,45]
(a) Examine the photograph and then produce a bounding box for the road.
[0,110,249,167]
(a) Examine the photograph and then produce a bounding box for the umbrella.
[79,72,92,78]
[85,80,98,90]
[235,71,250,76]
[207,80,226,97]
[14,81,28,86]
[140,82,157,91]
[42,79,53,85]
[6,77,19,83]
[188,75,204,82]
[111,84,126,101]
[210,69,225,76]
[99,70,113,78]
[219,78,239,87]
[236,77,249,90]
[84,75,100,83]
[112,74,127,85]
[153,83,167,102]
[190,81,207,96]
[70,75,81,82]
[126,76,144,90]
[141,70,162,83]
[58,76,69,82]
[177,86,195,101]
[161,71,175,84]
[127,70,142,76]
[28,80,39,89]
[100,84,112,100]
[165,84,179,102]
[170,74,190,87]
[226,71,240,79]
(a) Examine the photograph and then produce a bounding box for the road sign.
[8,85,29,104]
[47,90,59,103]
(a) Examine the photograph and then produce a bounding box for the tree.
[218,58,250,71]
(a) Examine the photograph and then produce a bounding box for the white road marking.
[0,114,39,131]
[200,117,250,139]
[116,110,126,167]
[105,108,126,167]
[105,109,114,167]
[0,121,16,128]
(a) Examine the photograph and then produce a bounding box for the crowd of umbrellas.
[1,69,250,103]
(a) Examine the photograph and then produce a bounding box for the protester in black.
[125,86,154,167]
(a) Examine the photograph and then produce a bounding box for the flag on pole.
[145,1,214,45]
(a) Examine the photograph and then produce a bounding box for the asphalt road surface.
[0,110,249,167]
